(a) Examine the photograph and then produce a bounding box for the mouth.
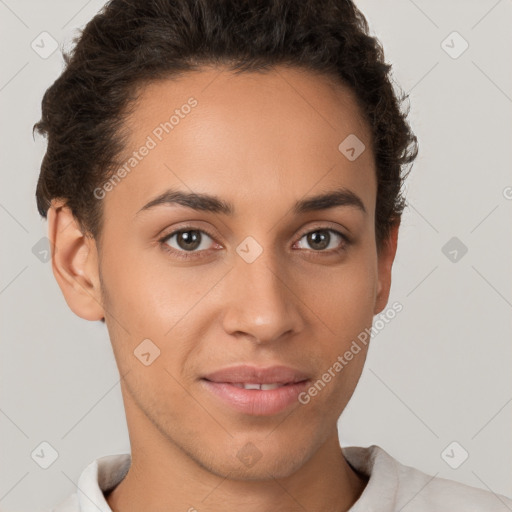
[202,378,309,390]
[200,379,311,416]
[221,382,303,390]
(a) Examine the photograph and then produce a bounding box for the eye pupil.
[308,230,330,250]
[177,230,201,251]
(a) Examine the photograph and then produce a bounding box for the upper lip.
[202,365,311,385]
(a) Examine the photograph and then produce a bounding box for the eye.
[294,228,349,254]
[159,228,218,260]
[158,225,350,261]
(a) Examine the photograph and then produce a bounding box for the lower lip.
[200,379,310,416]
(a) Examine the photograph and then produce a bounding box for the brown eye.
[306,230,330,250]
[295,229,348,253]
[161,229,216,255]
[174,230,202,251]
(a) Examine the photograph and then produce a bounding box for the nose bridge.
[221,240,303,343]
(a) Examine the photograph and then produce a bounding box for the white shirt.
[52,444,512,511]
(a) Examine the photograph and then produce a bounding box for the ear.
[374,220,400,315]
[47,199,105,321]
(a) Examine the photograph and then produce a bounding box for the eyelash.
[157,225,351,261]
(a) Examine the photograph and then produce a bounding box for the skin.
[47,66,399,512]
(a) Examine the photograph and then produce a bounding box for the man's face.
[92,66,392,479]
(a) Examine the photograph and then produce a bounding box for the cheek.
[300,247,377,400]
[101,238,214,334]
[334,264,377,330]
[302,251,378,335]
[300,264,376,414]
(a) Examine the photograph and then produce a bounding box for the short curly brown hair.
[33,0,417,250]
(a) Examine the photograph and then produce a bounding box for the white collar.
[58,445,392,512]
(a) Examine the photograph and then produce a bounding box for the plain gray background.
[1,0,511,510]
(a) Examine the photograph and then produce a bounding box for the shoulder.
[50,453,131,512]
[394,457,512,511]
[343,444,512,512]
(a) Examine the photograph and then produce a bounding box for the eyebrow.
[136,187,367,217]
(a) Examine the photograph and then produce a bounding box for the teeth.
[260,383,281,390]
[244,383,262,390]
[231,383,285,390]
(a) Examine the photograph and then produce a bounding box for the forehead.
[103,66,376,222]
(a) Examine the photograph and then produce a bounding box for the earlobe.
[374,220,400,315]
[47,199,105,321]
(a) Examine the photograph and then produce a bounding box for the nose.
[220,248,305,345]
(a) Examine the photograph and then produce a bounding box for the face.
[51,65,398,481]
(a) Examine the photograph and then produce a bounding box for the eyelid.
[295,221,351,242]
[158,222,220,244]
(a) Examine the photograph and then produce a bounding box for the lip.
[200,380,310,416]
[202,364,311,385]
[200,365,311,416]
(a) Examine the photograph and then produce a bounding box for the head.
[35,0,417,480]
